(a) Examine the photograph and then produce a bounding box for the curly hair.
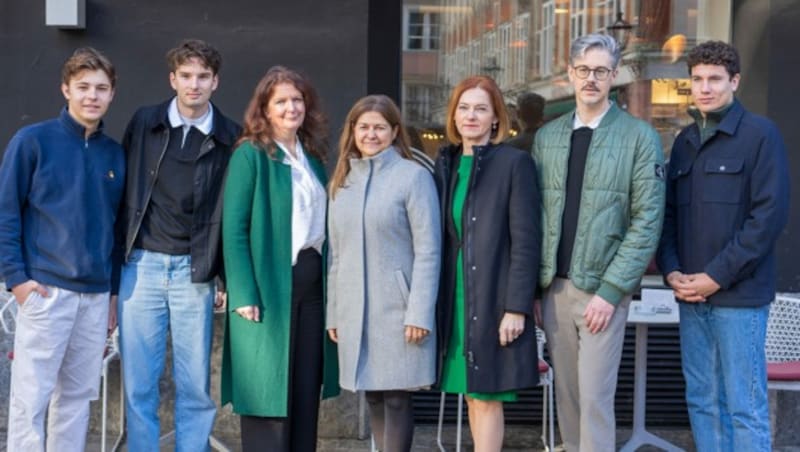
[238,66,328,162]
[687,41,740,78]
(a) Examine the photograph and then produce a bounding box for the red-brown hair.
[445,75,509,144]
[238,66,327,161]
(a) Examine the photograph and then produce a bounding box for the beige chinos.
[542,277,630,452]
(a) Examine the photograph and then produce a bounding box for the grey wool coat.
[326,147,442,391]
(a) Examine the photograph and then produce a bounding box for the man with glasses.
[657,41,789,451]
[533,33,665,451]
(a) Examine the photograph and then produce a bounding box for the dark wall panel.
[734,0,800,292]
[0,0,380,152]
[766,0,800,292]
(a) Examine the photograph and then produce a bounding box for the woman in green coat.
[221,66,337,452]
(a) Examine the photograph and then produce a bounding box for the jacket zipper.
[461,148,481,370]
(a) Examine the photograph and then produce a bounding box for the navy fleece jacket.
[0,108,125,293]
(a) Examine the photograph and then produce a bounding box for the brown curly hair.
[687,41,740,78]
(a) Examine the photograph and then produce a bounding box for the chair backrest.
[765,294,800,362]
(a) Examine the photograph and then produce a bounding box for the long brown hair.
[238,66,327,161]
[329,95,412,199]
[445,75,509,144]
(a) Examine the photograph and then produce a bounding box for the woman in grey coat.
[327,95,441,452]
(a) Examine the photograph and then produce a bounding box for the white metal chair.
[0,290,17,334]
[435,327,555,451]
[765,294,800,391]
[101,330,125,452]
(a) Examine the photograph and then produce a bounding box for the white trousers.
[6,286,109,452]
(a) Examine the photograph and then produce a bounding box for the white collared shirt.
[276,138,326,265]
[573,102,612,130]
[168,97,214,146]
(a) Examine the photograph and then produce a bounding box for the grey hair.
[570,33,621,68]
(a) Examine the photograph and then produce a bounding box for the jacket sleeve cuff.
[404,308,435,332]
[5,271,29,292]
[596,281,626,306]
[703,263,731,291]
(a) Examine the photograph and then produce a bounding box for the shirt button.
[719,165,726,171]
[472,217,476,221]
[472,316,477,321]
[150,170,155,176]
[191,268,197,273]
[471,265,476,270]
[474,366,479,370]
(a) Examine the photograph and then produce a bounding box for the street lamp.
[606,3,634,50]
[481,57,503,81]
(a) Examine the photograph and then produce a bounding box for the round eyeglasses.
[572,65,614,81]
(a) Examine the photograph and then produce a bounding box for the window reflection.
[401,0,732,157]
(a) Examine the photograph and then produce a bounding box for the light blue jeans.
[679,302,771,452]
[118,249,216,452]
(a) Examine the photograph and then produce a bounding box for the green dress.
[439,155,516,402]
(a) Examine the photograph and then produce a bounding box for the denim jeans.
[679,302,771,452]
[118,249,216,452]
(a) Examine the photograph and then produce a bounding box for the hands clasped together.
[666,271,721,302]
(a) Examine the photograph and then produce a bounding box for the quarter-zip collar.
[685,99,743,149]
[59,107,104,140]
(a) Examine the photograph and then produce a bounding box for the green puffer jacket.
[533,103,665,305]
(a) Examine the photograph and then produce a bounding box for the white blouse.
[276,138,326,265]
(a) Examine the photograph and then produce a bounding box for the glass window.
[402,0,732,155]
[404,7,441,50]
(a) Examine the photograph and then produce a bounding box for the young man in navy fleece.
[0,47,125,451]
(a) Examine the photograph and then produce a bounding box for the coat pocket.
[702,158,744,204]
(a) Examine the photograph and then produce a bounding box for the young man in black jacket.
[657,41,790,451]
[114,39,241,452]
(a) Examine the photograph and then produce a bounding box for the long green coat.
[220,141,339,416]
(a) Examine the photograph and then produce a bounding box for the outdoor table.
[620,286,685,452]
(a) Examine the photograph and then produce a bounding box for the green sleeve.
[222,143,262,312]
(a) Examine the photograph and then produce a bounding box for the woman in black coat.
[434,75,541,451]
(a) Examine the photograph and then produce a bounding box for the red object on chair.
[767,361,800,381]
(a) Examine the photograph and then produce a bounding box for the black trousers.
[241,248,324,452]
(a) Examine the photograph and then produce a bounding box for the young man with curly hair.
[657,40,790,450]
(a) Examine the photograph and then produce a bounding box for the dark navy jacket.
[656,100,790,307]
[0,109,125,293]
[434,143,541,392]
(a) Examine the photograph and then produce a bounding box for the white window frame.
[538,0,555,77]
[403,5,441,51]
